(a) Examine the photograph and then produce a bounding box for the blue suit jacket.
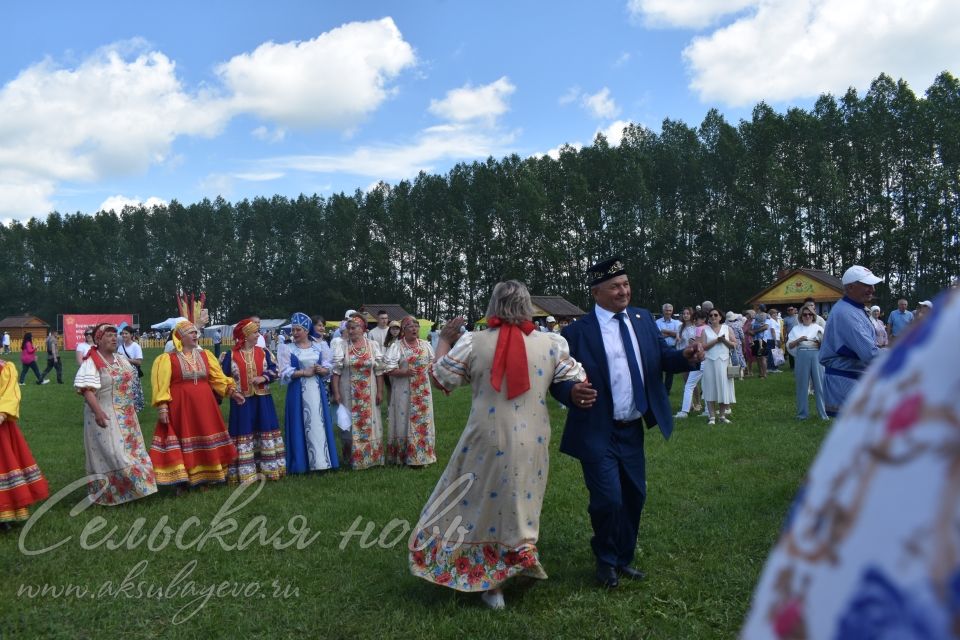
[551,306,694,463]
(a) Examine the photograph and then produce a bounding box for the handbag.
[771,347,785,367]
[726,365,742,379]
[120,343,144,377]
[336,404,351,432]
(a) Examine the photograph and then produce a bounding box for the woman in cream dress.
[700,309,737,424]
[75,323,157,505]
[408,281,585,610]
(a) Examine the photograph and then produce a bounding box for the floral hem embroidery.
[409,530,545,592]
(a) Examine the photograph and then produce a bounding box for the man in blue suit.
[551,257,703,587]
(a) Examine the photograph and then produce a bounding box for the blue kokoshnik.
[291,312,315,337]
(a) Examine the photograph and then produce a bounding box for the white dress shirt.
[595,305,645,421]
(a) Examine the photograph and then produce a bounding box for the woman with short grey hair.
[408,280,586,610]
[485,279,535,324]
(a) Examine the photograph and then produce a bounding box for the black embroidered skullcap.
[587,256,626,286]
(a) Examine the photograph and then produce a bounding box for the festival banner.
[63,314,134,350]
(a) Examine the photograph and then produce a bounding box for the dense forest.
[3,72,958,325]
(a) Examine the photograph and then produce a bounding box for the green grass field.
[0,350,827,639]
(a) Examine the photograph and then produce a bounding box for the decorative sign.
[63,314,134,350]
[756,274,840,304]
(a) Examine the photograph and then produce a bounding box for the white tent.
[258,319,286,331]
[150,316,188,330]
[203,324,231,339]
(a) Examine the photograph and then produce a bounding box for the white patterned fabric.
[742,286,960,638]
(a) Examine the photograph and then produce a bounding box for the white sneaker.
[40,379,50,385]
[674,411,688,419]
[481,589,505,610]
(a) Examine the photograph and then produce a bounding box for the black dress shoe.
[596,565,619,588]
[617,565,646,581]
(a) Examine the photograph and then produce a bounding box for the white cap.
[870,305,880,312]
[546,316,556,323]
[841,265,882,286]
[344,309,357,319]
[919,300,933,308]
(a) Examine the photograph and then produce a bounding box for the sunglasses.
[801,313,814,317]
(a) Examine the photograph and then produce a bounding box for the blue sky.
[2,0,957,221]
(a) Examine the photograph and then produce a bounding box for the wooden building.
[0,315,50,342]
[0,315,50,351]
[745,269,844,315]
[529,296,587,323]
[358,304,414,323]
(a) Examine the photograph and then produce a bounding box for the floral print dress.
[384,338,437,466]
[332,338,385,470]
[75,352,157,505]
[408,329,585,592]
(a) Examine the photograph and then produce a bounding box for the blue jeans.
[794,349,827,419]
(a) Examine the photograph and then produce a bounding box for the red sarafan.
[0,361,49,524]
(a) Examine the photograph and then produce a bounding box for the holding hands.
[439,317,466,346]
[570,380,597,409]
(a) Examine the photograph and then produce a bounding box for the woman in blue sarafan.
[278,312,339,473]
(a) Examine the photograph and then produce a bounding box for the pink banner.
[63,314,133,350]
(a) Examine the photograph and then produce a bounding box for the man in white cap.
[819,265,884,417]
[545,315,559,333]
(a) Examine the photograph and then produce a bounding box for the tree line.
[3,71,957,326]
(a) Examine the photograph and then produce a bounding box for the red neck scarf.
[84,346,108,371]
[487,316,535,399]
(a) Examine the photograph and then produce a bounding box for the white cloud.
[582,87,621,119]
[98,194,168,212]
[198,173,234,198]
[558,86,581,106]
[596,120,632,146]
[674,0,960,106]
[614,52,632,67]
[0,18,417,221]
[628,0,756,29]
[267,122,516,180]
[252,126,286,143]
[540,142,584,160]
[0,171,55,220]
[428,76,516,124]
[217,17,415,129]
[234,172,283,182]
[0,42,228,220]
[262,75,518,181]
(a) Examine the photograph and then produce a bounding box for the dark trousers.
[663,371,674,393]
[214,343,221,358]
[580,426,647,569]
[19,361,42,384]
[766,340,779,370]
[41,357,63,383]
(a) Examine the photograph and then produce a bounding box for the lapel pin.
[635,314,640,319]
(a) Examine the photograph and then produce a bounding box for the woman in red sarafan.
[0,360,49,526]
[149,320,245,491]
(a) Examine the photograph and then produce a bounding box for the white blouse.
[787,323,824,356]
